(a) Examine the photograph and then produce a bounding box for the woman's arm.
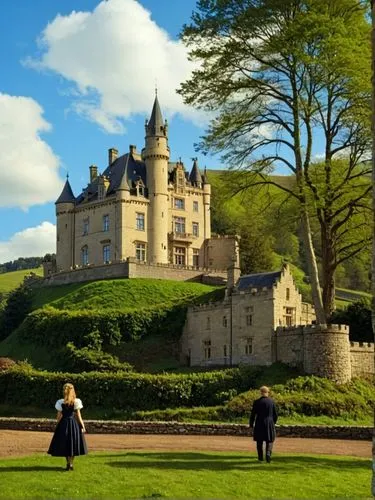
[75,409,86,432]
[56,411,62,423]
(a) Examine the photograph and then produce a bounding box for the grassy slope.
[0,452,370,499]
[0,268,43,293]
[0,279,223,371]
[31,278,223,311]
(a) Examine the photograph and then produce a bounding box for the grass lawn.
[0,268,43,293]
[0,451,371,499]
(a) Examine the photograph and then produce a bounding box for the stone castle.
[42,95,373,383]
[48,94,238,284]
[181,264,374,382]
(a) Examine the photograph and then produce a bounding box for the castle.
[181,265,374,382]
[49,94,238,284]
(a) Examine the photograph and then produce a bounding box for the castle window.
[174,246,186,265]
[174,198,185,210]
[223,316,228,328]
[193,201,199,212]
[204,340,211,360]
[192,222,199,237]
[81,246,88,266]
[245,338,253,355]
[103,214,109,232]
[136,212,145,231]
[206,317,211,330]
[284,307,294,326]
[223,345,228,357]
[245,306,254,313]
[83,218,89,235]
[192,249,199,267]
[286,288,290,301]
[174,217,186,234]
[103,244,110,264]
[135,243,146,261]
[246,314,253,326]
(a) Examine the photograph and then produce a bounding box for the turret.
[142,94,170,264]
[55,177,75,272]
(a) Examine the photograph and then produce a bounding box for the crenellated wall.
[350,341,374,378]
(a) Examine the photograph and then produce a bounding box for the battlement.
[189,299,230,313]
[350,341,374,351]
[276,323,349,335]
[210,234,239,240]
[127,257,227,274]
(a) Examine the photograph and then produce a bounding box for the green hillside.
[0,268,43,293]
[31,278,222,312]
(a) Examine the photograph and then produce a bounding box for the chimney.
[108,148,118,165]
[129,145,137,155]
[89,164,98,183]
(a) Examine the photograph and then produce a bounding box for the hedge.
[17,304,188,348]
[0,364,251,411]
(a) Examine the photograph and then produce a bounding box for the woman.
[48,383,88,470]
[249,385,278,463]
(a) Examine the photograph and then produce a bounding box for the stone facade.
[52,95,239,281]
[181,265,374,381]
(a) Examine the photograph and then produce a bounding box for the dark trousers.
[256,440,273,460]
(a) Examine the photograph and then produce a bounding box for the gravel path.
[0,431,371,459]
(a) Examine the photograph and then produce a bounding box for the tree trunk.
[371,1,375,496]
[321,223,336,318]
[300,205,327,325]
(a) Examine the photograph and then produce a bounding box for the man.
[249,386,278,463]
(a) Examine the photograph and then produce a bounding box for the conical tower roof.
[56,178,75,204]
[189,159,202,186]
[146,94,166,137]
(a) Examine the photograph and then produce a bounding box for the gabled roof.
[236,270,282,291]
[146,95,165,137]
[55,179,75,204]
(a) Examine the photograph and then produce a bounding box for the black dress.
[48,399,88,457]
[249,396,278,442]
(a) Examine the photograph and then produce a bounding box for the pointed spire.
[189,158,203,187]
[56,178,75,204]
[117,155,130,191]
[146,93,167,137]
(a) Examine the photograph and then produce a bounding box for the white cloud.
[0,222,56,262]
[26,0,205,133]
[0,93,63,209]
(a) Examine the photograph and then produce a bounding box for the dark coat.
[249,396,278,442]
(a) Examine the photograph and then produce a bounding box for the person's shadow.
[0,466,64,472]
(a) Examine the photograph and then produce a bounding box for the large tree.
[179,0,371,322]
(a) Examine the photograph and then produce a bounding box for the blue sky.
[0,0,217,261]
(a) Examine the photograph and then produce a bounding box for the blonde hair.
[63,383,76,406]
[260,385,270,396]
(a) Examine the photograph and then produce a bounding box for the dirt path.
[0,431,371,459]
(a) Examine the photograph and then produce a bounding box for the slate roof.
[146,95,165,137]
[189,159,203,185]
[56,179,75,204]
[76,153,146,205]
[236,270,282,291]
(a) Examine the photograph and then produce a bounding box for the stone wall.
[0,418,371,440]
[274,326,304,367]
[350,342,374,378]
[37,259,227,287]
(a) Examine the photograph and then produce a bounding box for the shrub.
[330,298,372,342]
[0,357,16,371]
[0,284,32,340]
[61,342,133,373]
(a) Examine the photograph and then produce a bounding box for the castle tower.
[142,94,170,264]
[55,177,75,272]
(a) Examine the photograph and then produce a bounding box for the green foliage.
[0,285,33,341]
[330,298,373,342]
[61,342,133,373]
[0,364,253,410]
[225,376,375,420]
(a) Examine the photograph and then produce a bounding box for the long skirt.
[48,417,88,457]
